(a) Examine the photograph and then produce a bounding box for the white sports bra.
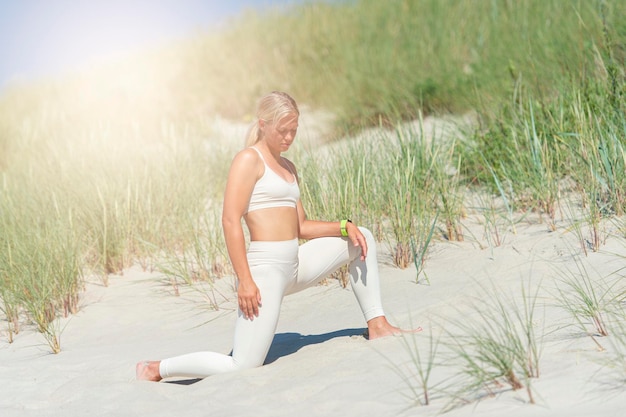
[246,147,300,213]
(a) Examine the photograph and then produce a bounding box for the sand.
[2,116,626,417]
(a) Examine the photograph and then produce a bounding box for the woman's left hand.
[346,222,367,261]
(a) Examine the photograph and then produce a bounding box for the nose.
[284,130,295,142]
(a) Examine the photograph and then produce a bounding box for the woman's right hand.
[238,280,262,320]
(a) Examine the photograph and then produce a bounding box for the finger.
[353,231,368,259]
[353,239,365,260]
[240,300,252,320]
[361,235,367,260]
[243,298,259,319]
[252,292,261,317]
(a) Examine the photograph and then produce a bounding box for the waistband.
[247,239,299,263]
[248,238,299,251]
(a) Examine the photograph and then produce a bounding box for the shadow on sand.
[264,328,366,364]
[164,327,366,385]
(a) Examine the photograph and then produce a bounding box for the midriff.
[244,206,299,241]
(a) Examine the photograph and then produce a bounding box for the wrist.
[236,273,254,284]
[340,219,352,237]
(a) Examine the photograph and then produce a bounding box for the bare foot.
[365,316,422,340]
[136,361,162,382]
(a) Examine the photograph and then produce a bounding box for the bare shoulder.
[234,147,260,162]
[232,147,261,168]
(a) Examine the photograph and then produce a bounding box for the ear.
[258,119,266,130]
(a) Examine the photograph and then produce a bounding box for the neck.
[256,141,282,162]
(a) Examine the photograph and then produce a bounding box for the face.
[260,112,299,152]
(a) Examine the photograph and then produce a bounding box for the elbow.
[222,214,239,232]
[297,224,310,240]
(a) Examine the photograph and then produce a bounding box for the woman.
[137,91,418,381]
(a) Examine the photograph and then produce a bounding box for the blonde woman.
[137,91,419,381]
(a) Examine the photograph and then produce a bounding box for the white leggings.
[159,227,385,379]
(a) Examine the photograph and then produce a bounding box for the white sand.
[2,117,626,417]
[2,216,625,417]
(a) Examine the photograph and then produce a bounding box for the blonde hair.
[245,91,299,147]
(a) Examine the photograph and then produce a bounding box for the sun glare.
[1,0,233,88]
[44,3,194,71]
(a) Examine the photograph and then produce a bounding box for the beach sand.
[2,215,625,416]
[1,117,625,417]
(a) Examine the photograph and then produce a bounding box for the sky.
[0,0,305,91]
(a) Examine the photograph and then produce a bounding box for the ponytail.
[245,121,261,147]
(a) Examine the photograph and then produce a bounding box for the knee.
[233,357,265,371]
[347,226,376,261]
[231,346,269,370]
[358,226,376,246]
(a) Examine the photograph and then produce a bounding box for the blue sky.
[0,0,305,91]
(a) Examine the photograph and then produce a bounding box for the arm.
[286,160,368,260]
[222,149,262,319]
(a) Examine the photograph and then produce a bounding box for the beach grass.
[391,325,444,407]
[441,279,544,408]
[554,255,623,340]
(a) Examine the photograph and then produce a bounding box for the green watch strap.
[340,219,352,237]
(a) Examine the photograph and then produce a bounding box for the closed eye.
[278,128,297,136]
